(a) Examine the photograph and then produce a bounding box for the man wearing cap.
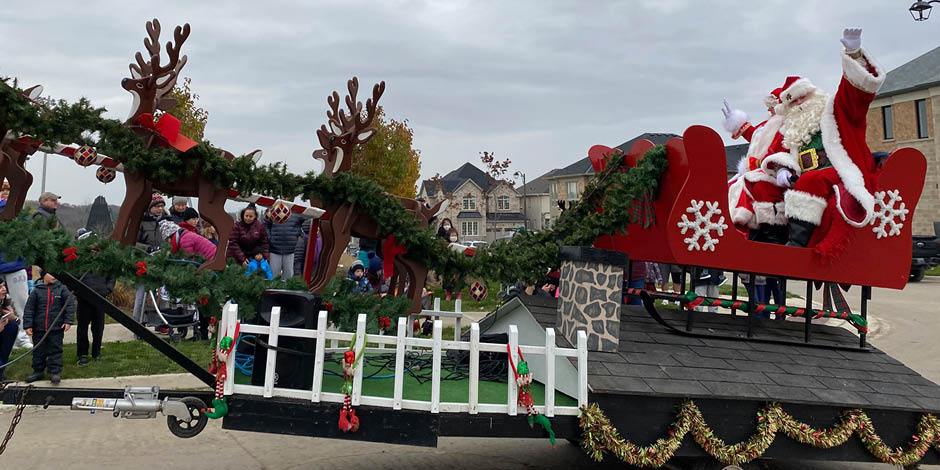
[33,191,61,228]
[773,28,885,256]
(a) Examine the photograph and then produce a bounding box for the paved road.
[2,277,940,469]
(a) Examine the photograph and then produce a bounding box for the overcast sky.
[1,0,936,209]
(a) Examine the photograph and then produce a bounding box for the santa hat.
[778,75,817,109]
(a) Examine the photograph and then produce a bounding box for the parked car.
[911,234,940,282]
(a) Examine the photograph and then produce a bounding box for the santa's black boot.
[767,224,789,245]
[785,219,817,247]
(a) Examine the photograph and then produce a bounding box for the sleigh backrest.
[593,135,691,265]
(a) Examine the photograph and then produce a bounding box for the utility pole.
[41,152,48,193]
[515,171,527,230]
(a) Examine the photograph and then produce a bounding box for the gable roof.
[421,162,498,197]
[547,133,679,179]
[877,46,940,98]
[517,169,559,195]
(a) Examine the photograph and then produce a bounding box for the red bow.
[136,112,198,152]
[378,316,391,331]
[198,296,209,306]
[381,235,407,280]
[135,261,148,277]
[62,247,78,263]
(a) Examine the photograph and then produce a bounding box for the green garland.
[0,216,411,329]
[581,401,940,468]
[0,79,667,290]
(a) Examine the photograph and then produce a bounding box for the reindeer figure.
[111,19,239,271]
[308,78,448,311]
[0,85,44,220]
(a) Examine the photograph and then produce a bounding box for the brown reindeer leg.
[310,204,353,292]
[0,154,33,220]
[399,258,427,314]
[112,172,151,245]
[198,185,233,271]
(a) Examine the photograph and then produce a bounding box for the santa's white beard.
[781,92,829,150]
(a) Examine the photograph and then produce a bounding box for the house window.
[461,221,479,236]
[566,181,579,199]
[496,195,510,211]
[916,99,929,139]
[462,194,476,210]
[882,105,893,140]
[550,183,557,196]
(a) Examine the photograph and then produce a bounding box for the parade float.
[1,18,939,469]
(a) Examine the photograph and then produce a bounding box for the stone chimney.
[556,246,627,352]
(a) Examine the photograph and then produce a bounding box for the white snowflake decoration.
[677,200,728,251]
[870,189,909,239]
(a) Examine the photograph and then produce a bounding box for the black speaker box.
[250,289,322,390]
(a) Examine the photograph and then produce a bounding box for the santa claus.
[775,28,884,255]
[722,87,798,243]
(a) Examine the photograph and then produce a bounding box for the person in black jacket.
[264,213,304,280]
[24,271,76,384]
[74,229,115,365]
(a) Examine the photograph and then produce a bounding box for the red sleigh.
[594,125,926,290]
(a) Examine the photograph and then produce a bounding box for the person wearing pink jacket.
[159,220,217,261]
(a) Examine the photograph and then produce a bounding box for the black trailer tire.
[167,397,209,438]
[911,268,926,282]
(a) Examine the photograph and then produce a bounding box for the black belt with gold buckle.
[798,148,831,172]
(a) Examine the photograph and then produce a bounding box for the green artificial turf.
[235,352,577,406]
[2,339,214,381]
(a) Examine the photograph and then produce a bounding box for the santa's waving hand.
[780,28,885,256]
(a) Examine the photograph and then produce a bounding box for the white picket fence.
[217,303,588,417]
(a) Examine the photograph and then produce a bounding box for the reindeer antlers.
[324,77,386,141]
[128,18,190,95]
[313,77,386,176]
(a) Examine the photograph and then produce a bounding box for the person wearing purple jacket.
[227,205,269,266]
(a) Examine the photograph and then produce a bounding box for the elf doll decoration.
[507,345,555,444]
[339,336,366,433]
[206,327,239,419]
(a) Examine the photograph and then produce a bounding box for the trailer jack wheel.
[167,396,208,438]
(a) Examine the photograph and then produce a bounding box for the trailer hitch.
[71,386,209,438]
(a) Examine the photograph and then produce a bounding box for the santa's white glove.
[841,28,862,52]
[776,168,794,188]
[721,100,748,136]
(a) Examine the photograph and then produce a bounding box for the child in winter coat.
[228,205,273,280]
[24,272,76,384]
[159,220,217,261]
[347,261,372,294]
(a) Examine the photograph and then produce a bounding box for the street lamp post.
[515,171,527,230]
[910,0,939,21]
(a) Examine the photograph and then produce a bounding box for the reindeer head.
[419,199,449,227]
[122,19,190,123]
[312,77,385,177]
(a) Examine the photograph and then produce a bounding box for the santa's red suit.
[779,40,884,256]
[724,89,799,242]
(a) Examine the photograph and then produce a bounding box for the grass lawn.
[430,280,504,313]
[3,339,214,381]
[928,266,940,276]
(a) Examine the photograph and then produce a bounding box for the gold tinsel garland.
[579,401,940,468]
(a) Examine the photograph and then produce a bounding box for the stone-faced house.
[516,169,558,231]
[418,163,526,243]
[866,46,940,235]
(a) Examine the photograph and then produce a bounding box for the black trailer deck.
[495,294,940,464]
